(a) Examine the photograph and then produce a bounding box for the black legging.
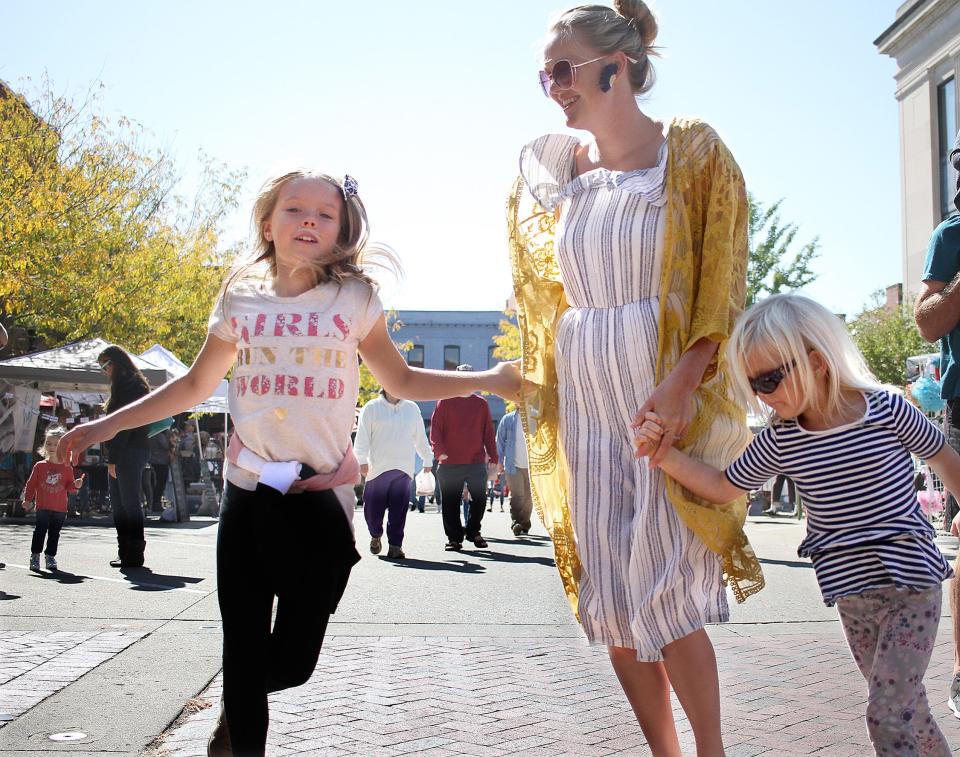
[217,482,360,756]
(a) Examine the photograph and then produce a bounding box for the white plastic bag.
[415,469,436,497]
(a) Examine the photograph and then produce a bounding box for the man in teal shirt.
[914,128,960,719]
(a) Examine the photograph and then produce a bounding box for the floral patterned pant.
[837,585,950,756]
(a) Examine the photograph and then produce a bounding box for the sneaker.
[471,534,488,549]
[387,545,406,559]
[511,522,523,536]
[44,555,58,571]
[949,672,960,719]
[369,536,382,555]
[29,553,40,572]
[444,541,462,552]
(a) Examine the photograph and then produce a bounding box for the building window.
[488,345,498,369]
[407,345,424,369]
[939,77,957,219]
[443,345,460,371]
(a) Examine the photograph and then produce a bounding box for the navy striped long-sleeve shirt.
[725,390,953,605]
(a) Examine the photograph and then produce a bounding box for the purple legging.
[363,469,412,547]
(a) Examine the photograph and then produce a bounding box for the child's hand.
[74,473,86,489]
[632,411,665,460]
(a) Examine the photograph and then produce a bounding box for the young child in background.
[57,170,519,757]
[634,293,956,755]
[23,425,85,571]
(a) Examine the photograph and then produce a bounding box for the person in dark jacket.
[98,345,151,568]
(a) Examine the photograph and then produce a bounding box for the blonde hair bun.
[613,0,658,49]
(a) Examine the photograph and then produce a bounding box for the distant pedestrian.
[637,294,957,755]
[496,409,533,536]
[915,127,960,719]
[430,365,499,551]
[23,425,84,572]
[148,429,172,513]
[355,388,433,560]
[98,345,152,569]
[57,169,519,757]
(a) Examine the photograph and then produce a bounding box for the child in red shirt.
[23,426,84,571]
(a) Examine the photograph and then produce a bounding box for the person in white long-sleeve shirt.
[354,389,433,559]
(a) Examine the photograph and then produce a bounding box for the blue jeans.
[31,509,66,556]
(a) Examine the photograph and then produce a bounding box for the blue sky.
[3,1,903,317]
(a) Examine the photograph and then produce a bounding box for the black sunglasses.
[748,359,797,395]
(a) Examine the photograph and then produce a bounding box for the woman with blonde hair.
[509,2,761,753]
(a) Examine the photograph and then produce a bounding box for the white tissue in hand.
[259,461,302,494]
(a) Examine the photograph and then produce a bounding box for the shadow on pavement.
[483,536,550,548]
[33,569,87,585]
[0,592,20,600]
[759,557,814,569]
[383,557,486,573]
[118,566,206,591]
[472,551,556,567]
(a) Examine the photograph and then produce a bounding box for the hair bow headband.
[342,175,359,199]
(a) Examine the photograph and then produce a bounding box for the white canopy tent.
[138,344,229,414]
[0,338,169,392]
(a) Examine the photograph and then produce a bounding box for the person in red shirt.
[430,365,499,551]
[23,425,84,572]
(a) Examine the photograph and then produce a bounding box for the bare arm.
[925,443,960,510]
[58,334,236,463]
[915,278,960,342]
[655,446,746,505]
[358,314,520,401]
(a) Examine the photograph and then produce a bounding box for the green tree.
[0,78,244,360]
[848,292,928,385]
[747,192,819,306]
[493,310,520,361]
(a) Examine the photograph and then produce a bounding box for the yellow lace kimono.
[507,118,764,616]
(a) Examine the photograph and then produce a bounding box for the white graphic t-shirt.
[208,272,383,492]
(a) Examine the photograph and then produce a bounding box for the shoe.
[500,506,504,512]
[511,522,523,536]
[471,534,488,549]
[444,541,462,551]
[29,553,40,572]
[109,556,124,568]
[486,505,492,512]
[0,562,5,569]
[370,536,382,555]
[387,545,406,559]
[521,529,529,535]
[44,555,58,571]
[949,672,960,719]
[409,504,416,512]
[207,699,231,756]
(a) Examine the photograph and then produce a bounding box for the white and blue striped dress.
[520,134,729,661]
[726,390,953,605]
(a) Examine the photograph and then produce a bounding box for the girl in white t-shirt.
[58,170,520,757]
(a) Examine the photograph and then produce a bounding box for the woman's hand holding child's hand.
[632,411,665,462]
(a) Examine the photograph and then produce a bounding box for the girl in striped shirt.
[635,293,957,756]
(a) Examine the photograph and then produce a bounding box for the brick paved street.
[152,624,960,756]
[1,508,960,755]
